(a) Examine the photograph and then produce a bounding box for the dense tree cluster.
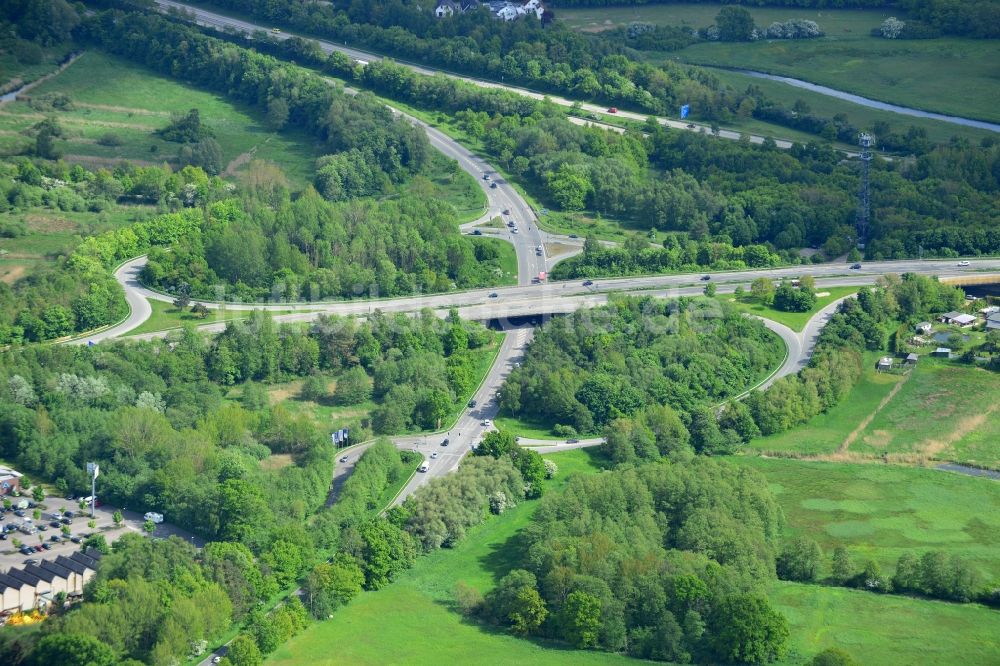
[141,190,509,302]
[898,0,1000,38]
[476,457,788,663]
[0,0,80,47]
[499,296,783,436]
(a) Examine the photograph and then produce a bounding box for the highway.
[154,0,837,154]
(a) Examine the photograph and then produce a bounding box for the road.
[154,0,851,154]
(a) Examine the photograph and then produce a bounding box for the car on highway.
[430,452,439,459]
[608,107,618,113]
[567,439,580,444]
[582,280,594,286]
[701,275,711,281]
[339,455,349,463]
[958,260,970,266]
[850,263,862,269]
[471,229,482,235]
[489,292,498,298]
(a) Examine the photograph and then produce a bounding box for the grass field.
[558,3,1000,124]
[125,301,302,337]
[0,41,77,95]
[409,153,487,224]
[733,456,1000,582]
[722,286,856,332]
[751,351,903,456]
[772,580,1000,666]
[0,51,325,186]
[267,448,620,666]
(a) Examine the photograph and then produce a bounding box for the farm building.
[905,353,919,365]
[877,357,893,372]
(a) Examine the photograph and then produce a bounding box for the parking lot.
[0,497,204,572]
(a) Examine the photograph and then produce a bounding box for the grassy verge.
[470,236,517,286]
[720,286,857,332]
[126,301,301,337]
[772,580,1000,666]
[732,456,1000,582]
[492,415,567,440]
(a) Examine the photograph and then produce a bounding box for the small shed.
[916,321,933,334]
[905,353,918,365]
[877,356,893,372]
[932,347,952,358]
[939,311,976,327]
[988,312,1000,331]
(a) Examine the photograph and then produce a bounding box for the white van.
[418,461,430,473]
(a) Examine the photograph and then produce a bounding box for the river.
[936,463,1000,481]
[730,69,1000,133]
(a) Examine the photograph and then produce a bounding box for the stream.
[936,463,1000,480]
[730,69,1000,133]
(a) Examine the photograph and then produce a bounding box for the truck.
[144,512,164,524]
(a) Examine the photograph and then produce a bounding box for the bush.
[553,424,577,437]
[96,133,123,147]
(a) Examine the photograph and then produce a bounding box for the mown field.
[773,580,1000,666]
[558,3,1000,125]
[721,285,857,332]
[734,456,1000,583]
[0,50,325,186]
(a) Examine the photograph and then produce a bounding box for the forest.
[498,296,784,438]
[474,457,789,664]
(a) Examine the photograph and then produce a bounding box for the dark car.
[471,229,482,235]
[61,517,72,525]
[441,438,450,446]
[488,292,498,298]
[566,438,580,444]
[568,234,578,239]
[582,280,594,287]
[41,543,51,550]
[70,536,82,544]
[0,533,6,541]
[49,521,61,528]
[14,510,25,518]
[50,534,61,542]
[468,399,477,408]
[482,174,490,181]
[490,182,497,189]
[686,123,695,129]
[850,263,862,269]
[37,524,48,531]
[502,209,510,215]
[24,558,38,565]
[701,275,711,281]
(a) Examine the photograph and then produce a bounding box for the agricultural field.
[750,355,1000,467]
[0,51,325,187]
[773,581,1000,666]
[558,3,1000,125]
[733,456,1000,583]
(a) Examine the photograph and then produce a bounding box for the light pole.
[86,463,99,519]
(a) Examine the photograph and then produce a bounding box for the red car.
[608,107,618,114]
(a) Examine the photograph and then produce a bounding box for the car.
[482,174,491,181]
[213,658,222,665]
[608,107,618,113]
[567,438,580,444]
[958,260,970,267]
[49,521,61,528]
[41,543,51,550]
[37,524,47,531]
[70,536,82,544]
[0,534,6,541]
[850,263,862,269]
[430,452,439,459]
[686,123,695,129]
[490,182,497,189]
[14,510,25,518]
[339,455,349,463]
[61,517,72,525]
[65,495,75,501]
[468,398,477,408]
[482,419,492,427]
[471,229,482,235]
[583,280,594,287]
[700,275,711,281]
[502,209,510,215]
[568,234,578,239]
[536,245,543,252]
[50,534,61,542]
[506,221,514,227]
[488,292,498,298]
[24,558,37,565]
[271,27,281,33]
[441,438,449,446]
[511,228,519,234]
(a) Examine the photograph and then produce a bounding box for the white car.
[958,260,970,267]
[482,419,492,427]
[430,451,439,459]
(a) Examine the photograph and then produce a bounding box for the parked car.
[13,510,25,518]
[467,399,477,408]
[850,263,862,269]
[50,534,61,542]
[482,419,492,427]
[144,512,164,524]
[23,558,37,565]
[49,521,62,528]
[61,517,72,525]
[568,234,578,239]
[37,524,47,531]
[70,536,82,544]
